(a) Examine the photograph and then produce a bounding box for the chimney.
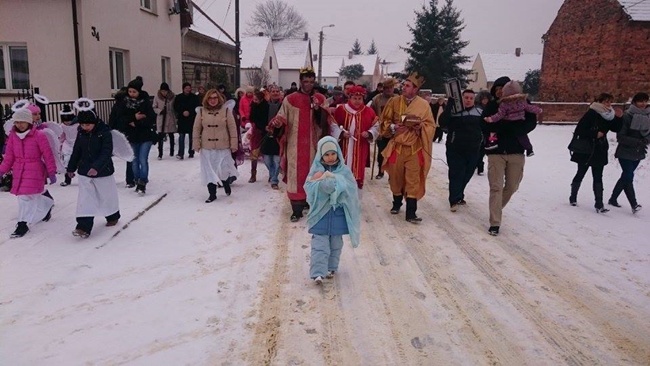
[348,51,353,59]
[303,32,309,41]
[258,32,264,37]
[313,54,318,62]
[515,48,521,57]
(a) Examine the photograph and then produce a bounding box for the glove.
[87,168,98,177]
[48,174,57,185]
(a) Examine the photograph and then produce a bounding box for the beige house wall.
[0,0,182,104]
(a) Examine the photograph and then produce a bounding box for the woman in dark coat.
[607,92,649,213]
[173,82,200,159]
[569,93,623,212]
[248,91,268,183]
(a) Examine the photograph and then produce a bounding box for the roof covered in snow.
[189,8,235,46]
[477,53,542,82]
[240,37,272,68]
[316,56,345,77]
[344,54,379,76]
[617,0,650,21]
[272,38,311,70]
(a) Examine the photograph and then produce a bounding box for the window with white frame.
[109,48,128,90]
[140,0,157,13]
[161,56,171,85]
[0,44,30,90]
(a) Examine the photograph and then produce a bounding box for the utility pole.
[235,0,241,88]
[317,24,334,85]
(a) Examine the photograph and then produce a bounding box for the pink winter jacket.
[0,128,57,195]
[238,95,254,128]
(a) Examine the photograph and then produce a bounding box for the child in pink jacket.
[0,108,58,238]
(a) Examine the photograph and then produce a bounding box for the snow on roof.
[189,8,235,46]
[272,38,311,70]
[380,47,409,74]
[343,54,379,76]
[478,53,542,82]
[316,56,345,77]
[240,36,272,68]
[617,0,650,21]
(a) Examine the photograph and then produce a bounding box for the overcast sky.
[200,0,565,62]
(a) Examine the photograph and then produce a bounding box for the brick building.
[539,0,650,105]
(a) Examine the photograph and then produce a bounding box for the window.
[269,56,273,70]
[140,0,157,13]
[161,56,171,85]
[109,48,128,90]
[0,44,30,90]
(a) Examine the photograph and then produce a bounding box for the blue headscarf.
[304,136,361,248]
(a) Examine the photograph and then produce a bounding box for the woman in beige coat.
[152,82,177,159]
[193,89,239,202]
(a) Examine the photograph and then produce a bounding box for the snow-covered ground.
[1,125,648,365]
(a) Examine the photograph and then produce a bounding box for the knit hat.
[77,110,98,124]
[320,140,339,158]
[127,76,144,92]
[27,104,41,114]
[160,82,170,91]
[11,108,33,123]
[490,76,511,97]
[501,80,522,98]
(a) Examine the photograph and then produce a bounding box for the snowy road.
[1,126,648,365]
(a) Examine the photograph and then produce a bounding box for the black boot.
[206,183,217,203]
[405,198,422,223]
[622,181,638,208]
[221,180,232,196]
[11,221,29,238]
[594,182,609,213]
[569,182,580,206]
[290,202,303,222]
[390,195,403,214]
[608,179,625,207]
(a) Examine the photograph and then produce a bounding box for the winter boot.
[622,181,638,209]
[10,221,29,238]
[390,195,403,214]
[136,181,146,196]
[206,183,217,203]
[221,180,232,196]
[290,202,304,222]
[569,182,580,206]
[60,174,72,187]
[249,160,257,183]
[405,198,422,223]
[608,179,624,207]
[593,181,605,211]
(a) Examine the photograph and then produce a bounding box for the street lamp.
[318,24,335,85]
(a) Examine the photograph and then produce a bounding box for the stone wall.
[539,0,650,103]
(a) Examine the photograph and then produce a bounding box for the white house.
[239,36,278,88]
[272,36,313,90]
[467,49,542,92]
[0,0,183,104]
[344,53,380,89]
[316,55,345,88]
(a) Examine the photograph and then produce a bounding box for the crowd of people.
[1,69,648,283]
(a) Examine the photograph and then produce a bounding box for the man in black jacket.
[481,76,537,236]
[439,89,484,211]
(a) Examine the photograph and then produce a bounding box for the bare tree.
[245,0,308,39]
[245,67,271,88]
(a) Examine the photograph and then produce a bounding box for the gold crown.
[406,72,425,89]
[299,67,315,75]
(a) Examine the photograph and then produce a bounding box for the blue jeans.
[310,234,344,278]
[130,141,153,183]
[177,132,193,157]
[263,154,280,184]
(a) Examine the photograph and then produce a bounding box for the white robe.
[76,175,120,217]
[17,194,54,224]
[199,149,239,185]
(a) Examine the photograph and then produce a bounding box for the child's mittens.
[48,174,57,185]
[87,168,98,177]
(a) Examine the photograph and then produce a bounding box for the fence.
[42,99,116,123]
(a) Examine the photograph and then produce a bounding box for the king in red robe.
[332,85,379,189]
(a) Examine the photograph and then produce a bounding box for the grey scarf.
[628,105,650,137]
[589,102,615,121]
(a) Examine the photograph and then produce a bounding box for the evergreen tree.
[338,64,365,81]
[523,69,541,99]
[404,0,470,92]
[367,40,378,55]
[351,39,363,55]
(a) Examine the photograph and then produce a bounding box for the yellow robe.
[380,95,435,200]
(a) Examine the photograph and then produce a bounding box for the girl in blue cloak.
[304,136,361,285]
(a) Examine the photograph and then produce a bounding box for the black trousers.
[376,137,390,172]
[571,164,604,208]
[447,148,480,204]
[76,211,121,234]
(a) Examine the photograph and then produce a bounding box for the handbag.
[567,134,593,154]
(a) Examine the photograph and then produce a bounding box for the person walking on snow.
[304,136,360,285]
[0,108,57,238]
